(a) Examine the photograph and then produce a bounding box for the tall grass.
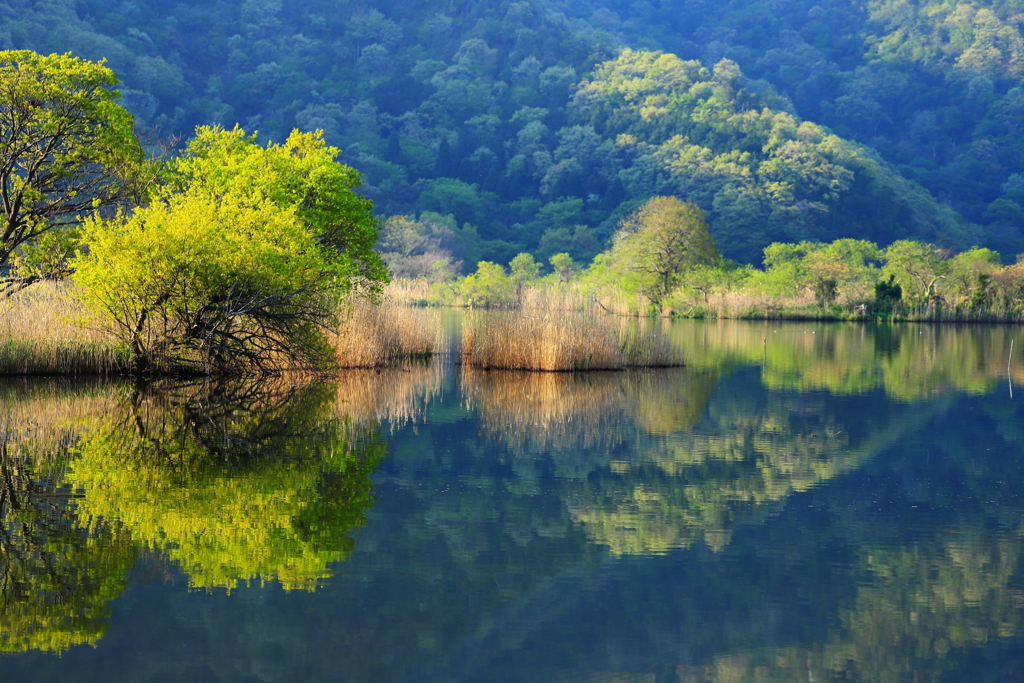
[0,284,125,375]
[459,310,682,371]
[330,298,447,367]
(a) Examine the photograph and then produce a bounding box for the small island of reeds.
[459,311,681,371]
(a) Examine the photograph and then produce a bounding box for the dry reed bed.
[0,284,124,375]
[1,286,447,375]
[459,310,682,371]
[331,298,447,368]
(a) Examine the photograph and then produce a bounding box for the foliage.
[548,252,577,282]
[0,50,144,297]
[376,214,462,280]
[74,194,335,374]
[0,452,134,653]
[606,197,719,304]
[459,261,514,308]
[756,238,880,302]
[874,275,903,313]
[74,127,386,375]
[1,1,1001,267]
[167,126,388,292]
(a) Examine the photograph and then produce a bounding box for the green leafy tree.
[74,194,334,374]
[509,252,541,301]
[0,50,145,297]
[376,214,462,280]
[607,196,719,305]
[459,261,514,307]
[549,252,577,282]
[758,238,880,304]
[874,275,903,314]
[74,127,386,375]
[881,240,952,304]
[167,126,388,292]
[947,247,1002,309]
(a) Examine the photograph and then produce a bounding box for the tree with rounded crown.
[0,51,145,297]
[609,196,720,305]
[74,126,387,375]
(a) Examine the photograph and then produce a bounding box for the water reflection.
[68,379,386,591]
[1,321,1024,681]
[333,362,446,426]
[459,367,947,555]
[460,368,717,452]
[0,380,132,653]
[0,376,388,653]
[672,320,1023,400]
[0,447,133,654]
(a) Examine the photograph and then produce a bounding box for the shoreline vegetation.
[377,198,1024,325]
[3,51,1023,378]
[460,310,681,371]
[0,284,684,375]
[383,236,1024,325]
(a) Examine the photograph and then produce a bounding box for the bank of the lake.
[5,281,1024,377]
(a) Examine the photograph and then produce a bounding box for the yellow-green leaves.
[73,124,386,374]
[66,382,384,592]
[74,193,334,373]
[168,126,388,290]
[606,196,720,305]
[0,51,144,295]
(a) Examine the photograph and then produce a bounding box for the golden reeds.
[330,298,447,367]
[0,283,124,375]
[459,310,682,371]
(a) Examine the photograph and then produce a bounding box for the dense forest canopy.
[6,0,1024,265]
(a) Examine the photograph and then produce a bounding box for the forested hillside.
[5,0,1024,266]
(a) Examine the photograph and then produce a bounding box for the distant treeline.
[8,0,1024,264]
[388,197,1024,322]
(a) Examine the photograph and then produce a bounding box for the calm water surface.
[2,319,1024,682]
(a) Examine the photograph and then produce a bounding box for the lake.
[1,318,1023,682]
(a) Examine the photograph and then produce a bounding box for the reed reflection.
[333,361,446,426]
[463,366,954,556]
[460,367,717,453]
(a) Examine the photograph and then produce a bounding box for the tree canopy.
[3,0,1012,269]
[0,50,144,296]
[604,196,720,304]
[74,126,386,375]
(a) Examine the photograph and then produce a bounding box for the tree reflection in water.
[1,325,1024,680]
[69,378,387,591]
[0,376,387,653]
[0,445,134,653]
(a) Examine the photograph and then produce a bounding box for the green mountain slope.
[0,0,1016,264]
